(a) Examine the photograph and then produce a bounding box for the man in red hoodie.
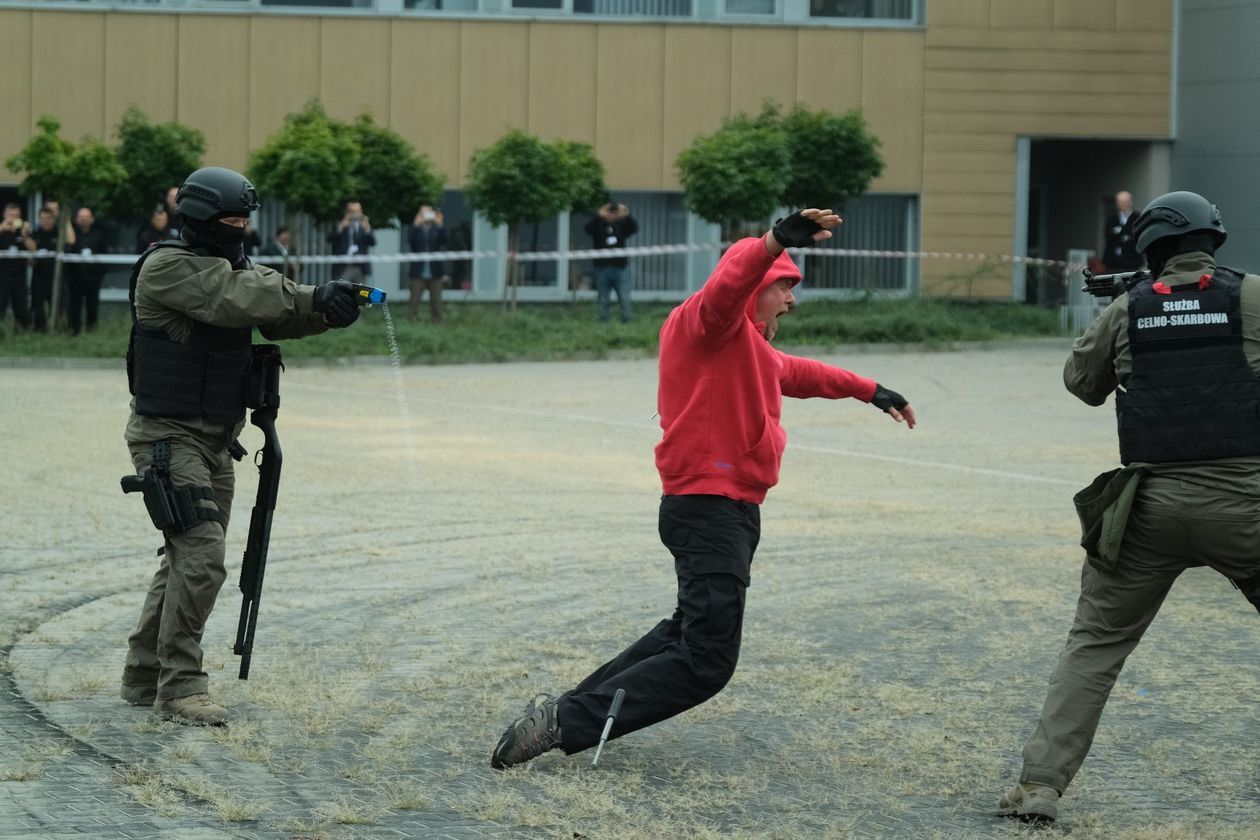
[491,209,916,769]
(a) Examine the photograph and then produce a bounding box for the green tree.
[348,113,445,228]
[777,103,883,212]
[109,107,206,223]
[676,101,884,238]
[464,130,607,310]
[246,100,359,226]
[556,140,608,215]
[676,113,789,238]
[6,115,126,328]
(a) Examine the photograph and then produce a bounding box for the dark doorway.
[1022,139,1169,304]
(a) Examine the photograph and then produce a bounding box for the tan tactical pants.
[1021,474,1260,793]
[123,439,235,701]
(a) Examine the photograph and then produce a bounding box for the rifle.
[234,344,284,680]
[1081,267,1150,299]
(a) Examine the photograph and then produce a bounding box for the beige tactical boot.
[156,693,230,727]
[997,781,1059,823]
[120,683,157,707]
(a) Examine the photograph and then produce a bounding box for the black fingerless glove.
[870,383,908,413]
[771,211,824,249]
[313,280,361,329]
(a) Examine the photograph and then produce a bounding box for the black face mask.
[182,216,248,263]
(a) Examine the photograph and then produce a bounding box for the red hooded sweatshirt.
[654,237,878,504]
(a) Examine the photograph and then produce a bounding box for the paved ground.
[5,342,1260,839]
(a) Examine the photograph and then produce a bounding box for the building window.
[809,0,915,20]
[572,0,693,16]
[800,194,918,293]
[725,0,776,14]
[262,0,374,7]
[568,191,691,294]
[516,216,561,288]
[436,189,474,291]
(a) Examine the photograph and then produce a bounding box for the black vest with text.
[1117,266,1260,464]
[126,241,253,426]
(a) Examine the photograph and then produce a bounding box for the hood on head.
[746,251,802,322]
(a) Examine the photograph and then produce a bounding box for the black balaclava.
[1145,232,1220,280]
[182,213,249,264]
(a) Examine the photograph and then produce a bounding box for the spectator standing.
[0,202,33,330]
[260,226,300,282]
[29,206,60,332]
[135,206,174,254]
[164,187,182,238]
[584,201,638,323]
[327,200,375,284]
[64,206,108,335]
[406,204,450,323]
[1102,190,1142,272]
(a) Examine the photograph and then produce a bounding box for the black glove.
[312,280,360,329]
[870,383,908,413]
[771,211,824,249]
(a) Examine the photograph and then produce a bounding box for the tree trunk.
[505,224,521,313]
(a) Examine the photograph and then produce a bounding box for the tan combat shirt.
[1065,251,1260,496]
[125,248,329,449]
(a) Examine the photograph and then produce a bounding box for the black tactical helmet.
[1132,190,1226,255]
[175,166,260,222]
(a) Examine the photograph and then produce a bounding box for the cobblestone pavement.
[5,344,1260,839]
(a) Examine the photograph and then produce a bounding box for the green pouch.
[1073,467,1145,570]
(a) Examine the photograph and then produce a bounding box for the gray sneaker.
[156,693,230,727]
[997,781,1059,823]
[491,693,562,770]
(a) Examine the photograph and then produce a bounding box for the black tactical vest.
[126,242,253,426]
[1116,266,1260,464]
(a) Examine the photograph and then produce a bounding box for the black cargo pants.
[557,493,760,753]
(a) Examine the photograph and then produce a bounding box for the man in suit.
[260,225,299,282]
[1102,190,1142,272]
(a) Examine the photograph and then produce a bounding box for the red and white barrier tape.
[0,242,1085,269]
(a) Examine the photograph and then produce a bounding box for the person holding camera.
[29,205,60,332]
[999,191,1260,823]
[63,206,109,335]
[0,202,34,330]
[406,203,450,324]
[489,209,917,769]
[584,200,638,323]
[121,166,364,727]
[328,200,376,285]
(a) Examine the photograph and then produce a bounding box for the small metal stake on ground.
[591,688,625,768]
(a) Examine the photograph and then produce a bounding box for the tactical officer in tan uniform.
[121,167,362,726]
[999,191,1260,822]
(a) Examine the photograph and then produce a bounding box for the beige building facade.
[0,0,1174,297]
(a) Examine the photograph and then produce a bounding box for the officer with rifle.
[999,191,1260,822]
[120,166,375,726]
